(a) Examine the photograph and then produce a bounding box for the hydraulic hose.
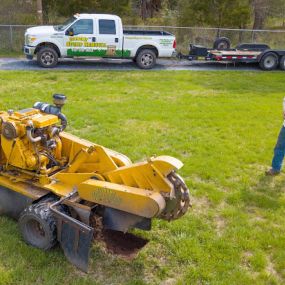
[58,112,67,131]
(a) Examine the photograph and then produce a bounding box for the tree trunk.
[37,0,43,24]
[140,0,147,20]
[252,0,268,30]
[140,0,162,20]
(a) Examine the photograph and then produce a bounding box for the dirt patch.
[161,278,177,285]
[191,196,211,215]
[241,251,253,269]
[101,230,149,260]
[91,215,149,260]
[266,256,281,282]
[215,215,226,237]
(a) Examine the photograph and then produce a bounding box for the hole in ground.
[91,214,149,260]
[101,229,149,260]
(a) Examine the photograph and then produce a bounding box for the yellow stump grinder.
[0,95,190,271]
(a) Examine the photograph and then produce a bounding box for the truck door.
[64,19,95,57]
[95,19,122,57]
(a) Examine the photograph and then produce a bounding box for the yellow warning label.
[84,42,107,48]
[69,37,88,42]
[66,42,107,48]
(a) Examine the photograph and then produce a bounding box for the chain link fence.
[126,26,285,53]
[1,24,285,54]
[0,25,33,53]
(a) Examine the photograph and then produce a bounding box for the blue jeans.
[272,126,285,171]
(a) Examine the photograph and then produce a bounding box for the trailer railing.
[1,24,285,54]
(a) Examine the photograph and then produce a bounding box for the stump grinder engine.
[0,95,190,271]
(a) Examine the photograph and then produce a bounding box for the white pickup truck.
[24,14,176,69]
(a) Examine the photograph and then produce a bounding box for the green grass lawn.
[0,50,22,58]
[0,70,285,285]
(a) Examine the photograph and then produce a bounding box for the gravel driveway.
[0,57,262,71]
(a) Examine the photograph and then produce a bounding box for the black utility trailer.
[179,37,285,71]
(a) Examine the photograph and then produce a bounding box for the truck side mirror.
[66,28,74,36]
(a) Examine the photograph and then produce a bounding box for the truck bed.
[123,30,173,36]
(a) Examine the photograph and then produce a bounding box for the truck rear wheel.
[19,199,57,250]
[136,49,156,69]
[259,52,278,71]
[279,55,285,70]
[37,47,58,68]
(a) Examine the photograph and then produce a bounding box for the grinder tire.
[19,199,57,250]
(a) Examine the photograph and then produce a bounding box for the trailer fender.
[257,49,276,61]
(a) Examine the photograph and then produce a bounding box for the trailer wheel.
[259,52,278,71]
[19,200,57,250]
[136,49,157,69]
[279,55,285,70]
[37,47,58,68]
[213,37,231,50]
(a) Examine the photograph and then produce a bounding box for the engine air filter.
[53,94,67,108]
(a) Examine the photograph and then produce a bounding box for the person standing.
[266,98,285,176]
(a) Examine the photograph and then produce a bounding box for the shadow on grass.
[241,174,285,210]
[0,215,149,285]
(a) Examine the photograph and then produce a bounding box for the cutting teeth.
[159,171,190,221]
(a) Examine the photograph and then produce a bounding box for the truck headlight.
[26,35,37,45]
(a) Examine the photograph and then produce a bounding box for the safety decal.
[160,39,173,46]
[92,187,122,206]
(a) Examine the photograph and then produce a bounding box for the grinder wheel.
[159,171,191,221]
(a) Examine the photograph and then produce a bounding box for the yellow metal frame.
[0,111,184,219]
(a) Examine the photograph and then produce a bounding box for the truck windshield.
[54,17,76,31]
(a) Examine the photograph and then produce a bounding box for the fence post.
[9,25,13,50]
[251,30,255,43]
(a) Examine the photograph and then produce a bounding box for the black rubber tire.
[213,37,231,50]
[37,47,58,68]
[135,49,157,69]
[279,55,285,70]
[19,199,57,250]
[259,52,279,71]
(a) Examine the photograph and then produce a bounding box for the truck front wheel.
[135,49,157,69]
[37,47,58,68]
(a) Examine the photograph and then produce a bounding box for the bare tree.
[140,0,147,19]
[140,0,162,20]
[252,0,270,29]
[37,0,43,24]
